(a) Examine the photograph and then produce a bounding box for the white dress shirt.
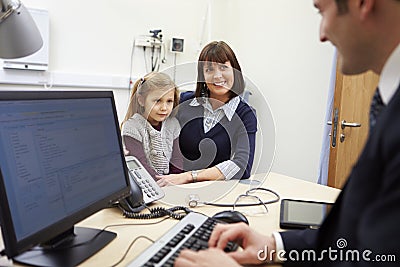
[379,43,400,105]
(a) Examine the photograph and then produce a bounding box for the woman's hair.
[121,72,179,126]
[195,41,245,99]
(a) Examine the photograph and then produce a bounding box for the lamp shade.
[0,0,43,59]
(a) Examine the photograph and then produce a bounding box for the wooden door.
[328,58,379,189]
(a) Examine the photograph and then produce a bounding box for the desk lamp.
[0,0,42,59]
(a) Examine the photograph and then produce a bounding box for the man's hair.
[335,0,349,14]
[335,0,400,14]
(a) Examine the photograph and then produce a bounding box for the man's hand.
[174,248,241,267]
[209,223,276,265]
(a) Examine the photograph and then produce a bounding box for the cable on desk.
[28,217,170,253]
[121,206,192,220]
[109,235,154,267]
[106,216,171,228]
[188,187,280,208]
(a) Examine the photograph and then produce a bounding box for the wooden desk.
[0,172,340,267]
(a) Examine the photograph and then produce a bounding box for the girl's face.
[139,87,175,126]
[203,61,234,102]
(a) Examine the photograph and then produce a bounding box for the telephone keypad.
[126,156,165,204]
[132,173,163,200]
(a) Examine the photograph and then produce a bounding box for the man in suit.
[174,0,400,266]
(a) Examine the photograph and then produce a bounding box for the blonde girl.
[121,72,182,178]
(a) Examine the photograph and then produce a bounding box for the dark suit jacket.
[281,84,400,267]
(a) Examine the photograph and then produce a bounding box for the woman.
[157,41,257,186]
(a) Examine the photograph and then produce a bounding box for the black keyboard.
[127,212,238,267]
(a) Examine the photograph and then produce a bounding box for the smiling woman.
[156,41,258,187]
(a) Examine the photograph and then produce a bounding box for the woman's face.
[203,61,234,101]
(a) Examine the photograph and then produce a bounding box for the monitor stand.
[13,227,116,267]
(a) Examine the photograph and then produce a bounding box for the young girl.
[121,72,182,179]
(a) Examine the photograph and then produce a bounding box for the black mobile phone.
[279,199,334,229]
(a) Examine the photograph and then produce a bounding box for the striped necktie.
[369,87,385,132]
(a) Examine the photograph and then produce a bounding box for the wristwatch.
[191,170,198,183]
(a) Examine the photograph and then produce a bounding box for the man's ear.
[359,0,375,20]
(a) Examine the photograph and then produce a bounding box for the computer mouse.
[212,210,249,225]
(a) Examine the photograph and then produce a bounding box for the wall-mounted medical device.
[170,37,184,53]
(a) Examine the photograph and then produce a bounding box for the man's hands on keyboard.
[175,222,277,267]
[126,213,247,267]
[174,248,242,267]
[142,217,238,267]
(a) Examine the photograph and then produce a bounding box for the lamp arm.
[0,0,21,23]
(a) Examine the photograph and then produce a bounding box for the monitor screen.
[0,91,131,266]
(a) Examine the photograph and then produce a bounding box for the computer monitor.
[0,91,131,267]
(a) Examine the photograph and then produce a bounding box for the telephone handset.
[118,156,165,213]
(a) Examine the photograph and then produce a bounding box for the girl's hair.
[195,41,245,100]
[121,72,179,126]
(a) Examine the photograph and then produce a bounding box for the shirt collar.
[189,96,241,121]
[379,43,400,105]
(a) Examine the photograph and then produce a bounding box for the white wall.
[0,0,335,182]
[210,0,335,181]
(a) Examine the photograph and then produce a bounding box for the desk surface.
[0,172,340,267]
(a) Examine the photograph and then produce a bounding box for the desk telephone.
[118,156,165,213]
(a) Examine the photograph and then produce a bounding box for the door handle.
[330,109,339,148]
[341,120,361,130]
